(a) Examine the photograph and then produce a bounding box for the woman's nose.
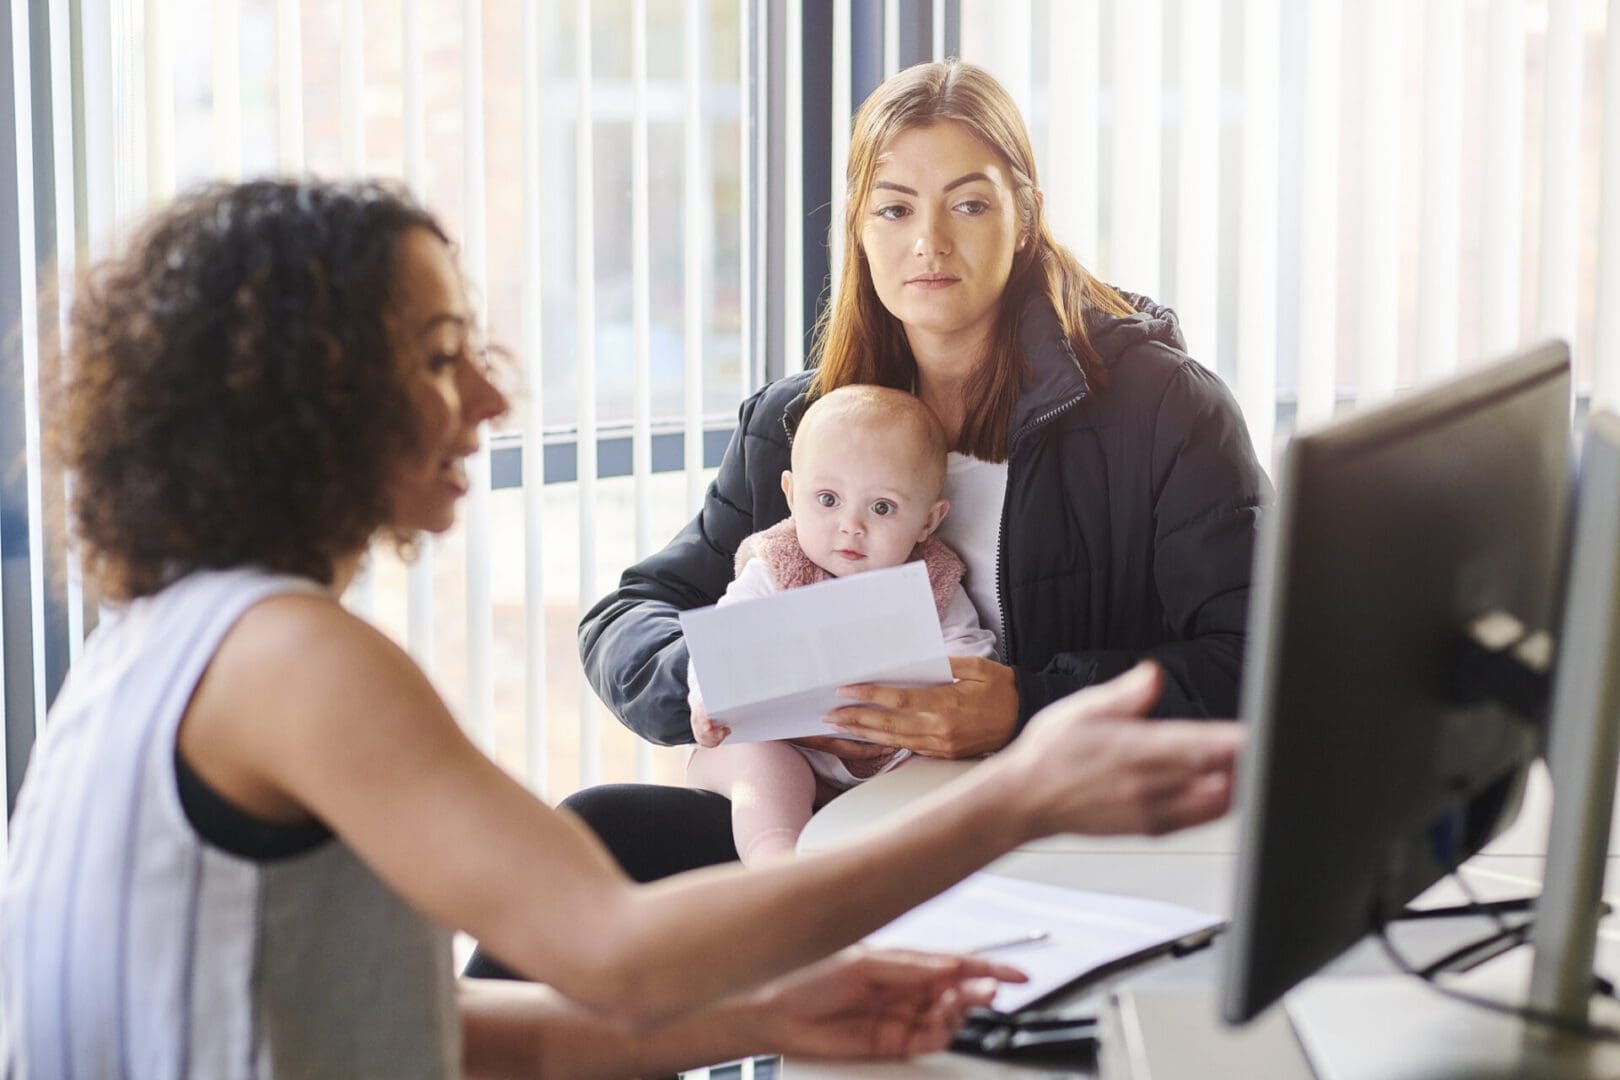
[462,364,509,427]
[914,214,950,257]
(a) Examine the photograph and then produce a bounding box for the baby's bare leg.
[686,742,818,865]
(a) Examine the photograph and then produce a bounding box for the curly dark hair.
[50,178,452,601]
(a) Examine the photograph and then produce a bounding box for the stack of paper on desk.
[865,873,1224,1013]
[678,561,952,742]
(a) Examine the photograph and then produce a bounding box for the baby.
[685,384,996,864]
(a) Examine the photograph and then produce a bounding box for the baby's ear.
[921,497,950,539]
[780,470,794,502]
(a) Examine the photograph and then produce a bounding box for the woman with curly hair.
[0,179,1240,1077]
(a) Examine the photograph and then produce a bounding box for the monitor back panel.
[1222,343,1572,1022]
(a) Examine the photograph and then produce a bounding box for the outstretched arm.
[193,593,1239,1034]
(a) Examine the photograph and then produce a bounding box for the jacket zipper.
[993,518,1010,663]
[995,393,1088,667]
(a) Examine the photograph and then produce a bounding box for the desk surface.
[778,758,1620,1079]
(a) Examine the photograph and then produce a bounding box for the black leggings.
[461,784,739,980]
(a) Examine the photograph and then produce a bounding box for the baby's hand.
[690,699,731,748]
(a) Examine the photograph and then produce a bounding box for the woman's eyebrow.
[419,313,468,336]
[872,171,994,197]
[942,171,992,191]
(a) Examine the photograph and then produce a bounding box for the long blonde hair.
[809,60,1132,461]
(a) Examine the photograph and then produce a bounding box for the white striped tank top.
[0,569,459,1078]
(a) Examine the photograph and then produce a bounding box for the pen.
[968,930,1051,954]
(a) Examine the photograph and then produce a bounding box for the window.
[2,1,1613,830]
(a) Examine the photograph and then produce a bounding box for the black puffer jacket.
[580,293,1272,745]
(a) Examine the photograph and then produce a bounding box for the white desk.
[776,759,1620,1079]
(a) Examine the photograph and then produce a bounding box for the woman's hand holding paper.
[829,655,1020,759]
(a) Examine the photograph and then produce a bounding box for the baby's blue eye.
[872,501,896,517]
[817,492,838,508]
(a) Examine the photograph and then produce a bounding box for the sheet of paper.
[678,561,952,742]
[865,873,1224,1013]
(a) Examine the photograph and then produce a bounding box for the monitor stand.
[1289,413,1620,1080]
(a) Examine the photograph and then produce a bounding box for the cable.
[1448,869,1619,994]
[1396,895,1537,921]
[1452,868,1515,938]
[1416,919,1529,981]
[1374,918,1620,1044]
[1412,869,1536,978]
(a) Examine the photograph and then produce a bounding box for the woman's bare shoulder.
[191,591,442,755]
[212,591,406,683]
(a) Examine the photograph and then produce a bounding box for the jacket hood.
[1084,289,1190,364]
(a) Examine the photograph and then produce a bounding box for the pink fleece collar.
[734,517,966,618]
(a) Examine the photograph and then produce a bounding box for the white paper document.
[677,561,953,742]
[865,873,1224,1013]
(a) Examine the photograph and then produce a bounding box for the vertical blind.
[1,1,1615,828]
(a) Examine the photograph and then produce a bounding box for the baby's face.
[783,422,947,577]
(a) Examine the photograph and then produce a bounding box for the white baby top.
[933,452,1010,655]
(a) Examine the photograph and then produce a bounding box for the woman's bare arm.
[460,978,757,1079]
[184,593,1239,1029]
[461,947,1013,1078]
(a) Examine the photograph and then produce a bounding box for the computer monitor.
[1222,342,1574,1024]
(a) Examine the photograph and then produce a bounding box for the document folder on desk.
[865,873,1223,1013]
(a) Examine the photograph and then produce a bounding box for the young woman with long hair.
[544,60,1268,895]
